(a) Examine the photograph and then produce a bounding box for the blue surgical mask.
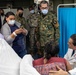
[8,20,15,25]
[41,9,48,15]
[30,10,34,14]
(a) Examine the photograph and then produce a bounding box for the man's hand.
[49,66,68,75]
[22,28,28,35]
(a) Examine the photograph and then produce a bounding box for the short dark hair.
[70,34,76,46]
[39,1,49,7]
[17,7,23,11]
[5,11,15,18]
[29,5,34,10]
[44,41,59,60]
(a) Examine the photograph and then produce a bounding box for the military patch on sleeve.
[54,21,59,28]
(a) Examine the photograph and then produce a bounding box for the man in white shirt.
[49,34,76,75]
[64,34,76,68]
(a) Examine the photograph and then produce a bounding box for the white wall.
[4,8,30,19]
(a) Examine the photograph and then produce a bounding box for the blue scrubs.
[10,24,27,58]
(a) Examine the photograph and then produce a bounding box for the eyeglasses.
[41,7,48,9]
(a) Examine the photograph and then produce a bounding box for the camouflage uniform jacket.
[27,13,39,34]
[36,11,60,47]
[27,13,39,27]
[15,15,26,28]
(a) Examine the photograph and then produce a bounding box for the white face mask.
[30,10,34,14]
[41,9,48,15]
[8,20,15,25]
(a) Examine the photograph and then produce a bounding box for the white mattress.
[0,38,21,75]
[0,38,40,75]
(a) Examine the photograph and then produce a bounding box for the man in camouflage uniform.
[26,6,39,56]
[35,1,60,57]
[15,7,26,28]
[15,7,28,53]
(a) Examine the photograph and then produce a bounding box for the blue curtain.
[58,8,76,57]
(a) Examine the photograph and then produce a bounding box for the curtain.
[58,8,76,57]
